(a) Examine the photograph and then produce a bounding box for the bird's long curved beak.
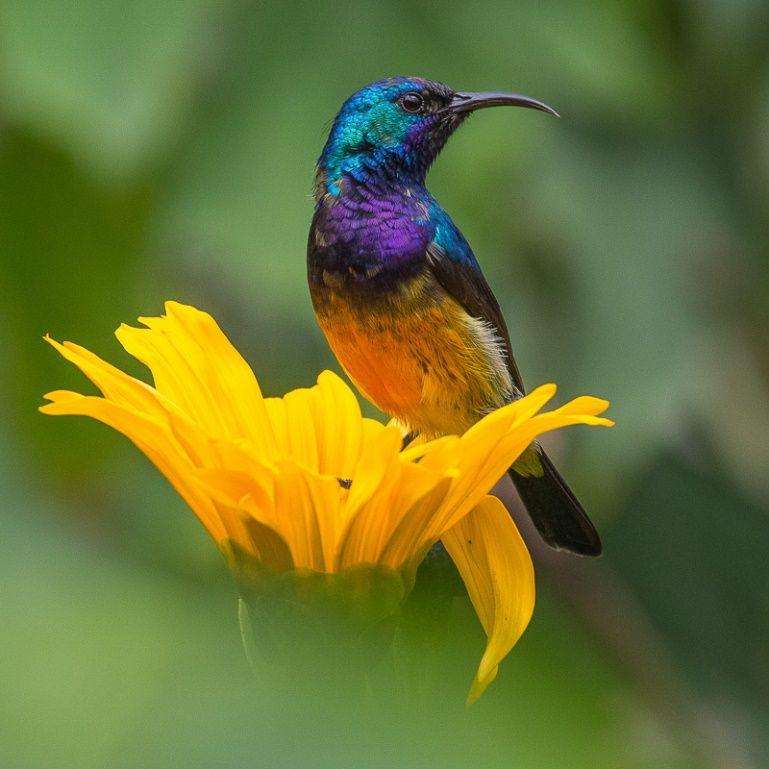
[449,91,559,118]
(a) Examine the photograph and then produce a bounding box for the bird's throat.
[308,180,434,291]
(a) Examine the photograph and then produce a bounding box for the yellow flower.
[41,301,613,702]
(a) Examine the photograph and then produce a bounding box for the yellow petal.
[196,458,342,572]
[43,337,169,417]
[399,434,459,464]
[344,423,403,519]
[313,370,363,478]
[500,411,615,455]
[277,386,321,471]
[551,395,611,418]
[375,470,455,570]
[429,393,613,537]
[41,392,229,544]
[271,461,344,571]
[338,461,453,569]
[208,436,278,477]
[263,396,290,457]
[219,514,294,576]
[195,467,275,526]
[457,383,557,452]
[262,372,364,477]
[115,302,277,455]
[441,495,535,704]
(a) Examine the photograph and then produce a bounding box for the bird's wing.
[425,240,525,394]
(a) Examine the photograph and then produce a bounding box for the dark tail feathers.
[509,446,602,557]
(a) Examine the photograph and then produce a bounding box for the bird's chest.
[311,269,510,436]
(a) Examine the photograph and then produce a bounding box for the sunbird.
[307,77,601,556]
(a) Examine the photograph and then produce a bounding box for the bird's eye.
[400,92,424,113]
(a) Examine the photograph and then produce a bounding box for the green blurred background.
[2,1,768,767]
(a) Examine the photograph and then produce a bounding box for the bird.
[307,76,601,556]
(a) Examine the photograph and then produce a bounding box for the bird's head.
[315,76,557,198]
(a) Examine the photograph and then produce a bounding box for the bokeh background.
[2,1,768,767]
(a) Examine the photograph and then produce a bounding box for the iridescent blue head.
[315,76,557,198]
